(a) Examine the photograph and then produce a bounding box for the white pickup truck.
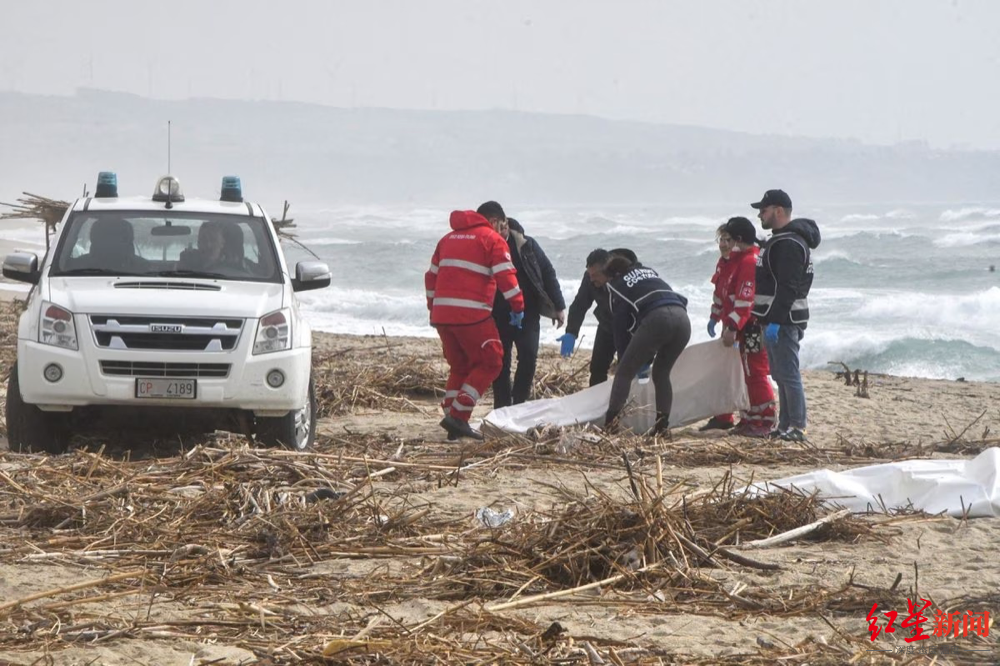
[3,174,331,453]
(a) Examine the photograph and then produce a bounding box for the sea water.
[285,202,1000,382]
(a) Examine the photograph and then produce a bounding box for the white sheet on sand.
[752,448,1000,518]
[483,341,750,434]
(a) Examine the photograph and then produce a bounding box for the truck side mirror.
[2,252,40,285]
[292,260,331,292]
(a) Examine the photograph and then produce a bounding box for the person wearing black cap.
[479,201,567,408]
[559,247,640,386]
[750,190,821,443]
[702,216,777,437]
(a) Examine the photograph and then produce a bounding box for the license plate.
[135,378,197,399]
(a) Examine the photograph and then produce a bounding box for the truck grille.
[114,281,222,291]
[90,316,244,351]
[100,361,231,378]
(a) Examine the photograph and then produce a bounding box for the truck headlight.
[253,309,291,355]
[40,302,78,350]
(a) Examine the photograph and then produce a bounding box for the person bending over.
[603,256,691,436]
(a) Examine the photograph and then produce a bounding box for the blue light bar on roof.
[95,172,118,198]
[220,176,243,202]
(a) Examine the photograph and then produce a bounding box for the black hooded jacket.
[752,218,821,327]
[566,273,612,337]
[606,265,688,357]
[492,219,566,321]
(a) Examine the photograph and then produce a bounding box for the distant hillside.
[0,88,997,206]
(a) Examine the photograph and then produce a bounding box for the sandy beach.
[0,258,998,663]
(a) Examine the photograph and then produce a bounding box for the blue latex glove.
[764,323,780,344]
[557,333,576,357]
[509,311,524,330]
[707,320,717,338]
[636,362,651,379]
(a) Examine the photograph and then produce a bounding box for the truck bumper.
[16,339,311,413]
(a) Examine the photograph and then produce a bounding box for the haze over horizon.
[1,0,998,150]
[3,87,998,207]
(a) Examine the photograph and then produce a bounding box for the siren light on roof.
[95,172,118,198]
[220,176,243,203]
[152,176,184,205]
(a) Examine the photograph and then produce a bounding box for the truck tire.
[256,376,316,451]
[5,363,69,454]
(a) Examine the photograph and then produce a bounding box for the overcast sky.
[2,0,998,149]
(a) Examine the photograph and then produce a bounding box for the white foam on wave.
[840,213,881,222]
[606,225,655,235]
[808,287,869,301]
[656,236,716,244]
[0,227,47,245]
[304,237,363,246]
[820,228,914,241]
[799,328,895,370]
[940,207,1000,223]
[933,232,1000,248]
[799,326,1000,380]
[853,287,1000,346]
[813,249,857,264]
[297,286,429,326]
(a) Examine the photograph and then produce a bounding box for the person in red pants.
[701,223,738,431]
[712,216,777,437]
[425,210,525,440]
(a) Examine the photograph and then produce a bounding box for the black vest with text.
[752,232,814,325]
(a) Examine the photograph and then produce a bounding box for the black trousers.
[492,315,541,408]
[607,305,692,422]
[589,325,617,386]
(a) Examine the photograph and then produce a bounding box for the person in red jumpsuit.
[425,210,525,440]
[701,223,738,431]
[705,216,777,437]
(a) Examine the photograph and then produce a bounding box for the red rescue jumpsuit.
[425,211,525,422]
[711,246,777,432]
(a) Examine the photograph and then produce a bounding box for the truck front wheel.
[256,376,316,451]
[5,364,69,454]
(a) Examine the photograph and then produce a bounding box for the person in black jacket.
[560,248,638,386]
[480,201,567,408]
[750,189,821,443]
[603,255,691,436]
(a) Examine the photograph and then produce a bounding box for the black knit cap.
[723,216,757,245]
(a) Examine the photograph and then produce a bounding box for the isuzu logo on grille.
[149,324,184,334]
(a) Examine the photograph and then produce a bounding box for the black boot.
[604,409,621,434]
[440,412,459,440]
[698,416,734,431]
[653,412,670,438]
[440,415,484,441]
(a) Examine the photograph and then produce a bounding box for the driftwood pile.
[0,442,918,664]
[313,348,444,417]
[0,300,23,382]
[0,293,994,663]
[0,192,69,249]
[830,362,872,398]
[311,344,589,418]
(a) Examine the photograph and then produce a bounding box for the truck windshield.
[50,211,282,282]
